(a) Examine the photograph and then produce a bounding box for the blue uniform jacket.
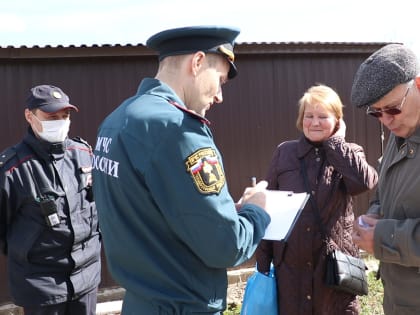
[0,130,101,307]
[92,78,270,314]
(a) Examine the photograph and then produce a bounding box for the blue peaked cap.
[146,26,240,79]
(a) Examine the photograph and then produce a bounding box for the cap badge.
[218,45,234,62]
[52,91,62,99]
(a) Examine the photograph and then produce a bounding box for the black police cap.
[146,26,240,79]
[26,85,79,113]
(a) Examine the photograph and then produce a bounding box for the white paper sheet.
[262,190,309,241]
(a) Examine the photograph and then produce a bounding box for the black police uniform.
[0,128,101,308]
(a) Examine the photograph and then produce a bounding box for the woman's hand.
[334,118,346,138]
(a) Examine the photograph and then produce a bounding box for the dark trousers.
[23,289,97,315]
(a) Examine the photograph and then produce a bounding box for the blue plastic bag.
[240,265,278,315]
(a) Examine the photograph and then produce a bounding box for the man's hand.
[236,180,268,211]
[352,214,379,255]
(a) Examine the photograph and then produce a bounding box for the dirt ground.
[226,257,255,306]
[227,281,247,306]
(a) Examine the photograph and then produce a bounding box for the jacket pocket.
[8,213,44,263]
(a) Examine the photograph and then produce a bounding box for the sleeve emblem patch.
[185,147,225,194]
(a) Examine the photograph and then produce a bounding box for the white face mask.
[32,114,71,143]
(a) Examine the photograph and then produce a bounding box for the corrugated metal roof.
[0,41,395,58]
[236,41,395,54]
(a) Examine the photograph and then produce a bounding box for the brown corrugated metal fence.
[0,42,388,304]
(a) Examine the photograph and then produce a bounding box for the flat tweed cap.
[351,44,420,107]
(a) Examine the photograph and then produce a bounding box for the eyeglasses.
[366,80,413,118]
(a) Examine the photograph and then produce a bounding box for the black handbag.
[325,249,368,295]
[300,159,368,296]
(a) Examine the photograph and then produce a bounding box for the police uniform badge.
[185,148,225,194]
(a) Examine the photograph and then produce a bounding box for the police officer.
[92,26,271,314]
[0,85,101,315]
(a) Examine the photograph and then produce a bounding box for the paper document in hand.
[263,190,309,241]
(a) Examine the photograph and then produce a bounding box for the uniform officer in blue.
[0,85,101,315]
[92,26,271,314]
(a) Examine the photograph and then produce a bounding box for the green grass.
[360,256,384,315]
[224,255,384,315]
[223,303,241,315]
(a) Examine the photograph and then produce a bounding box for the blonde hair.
[296,84,344,131]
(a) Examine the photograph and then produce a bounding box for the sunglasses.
[366,80,413,118]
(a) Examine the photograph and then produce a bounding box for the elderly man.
[351,44,420,315]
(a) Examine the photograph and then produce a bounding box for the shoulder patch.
[72,136,92,149]
[0,147,17,167]
[185,147,225,194]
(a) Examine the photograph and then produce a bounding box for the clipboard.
[262,190,309,241]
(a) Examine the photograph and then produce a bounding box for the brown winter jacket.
[256,135,378,315]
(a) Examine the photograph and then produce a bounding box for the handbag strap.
[300,158,329,243]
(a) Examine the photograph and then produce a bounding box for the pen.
[251,176,256,187]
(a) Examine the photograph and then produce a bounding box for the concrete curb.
[0,303,22,315]
[96,300,123,315]
[228,267,255,285]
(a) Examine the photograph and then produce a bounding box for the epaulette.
[72,136,92,150]
[0,147,17,168]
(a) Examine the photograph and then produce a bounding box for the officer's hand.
[237,180,268,210]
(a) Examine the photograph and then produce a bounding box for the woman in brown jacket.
[256,84,378,314]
